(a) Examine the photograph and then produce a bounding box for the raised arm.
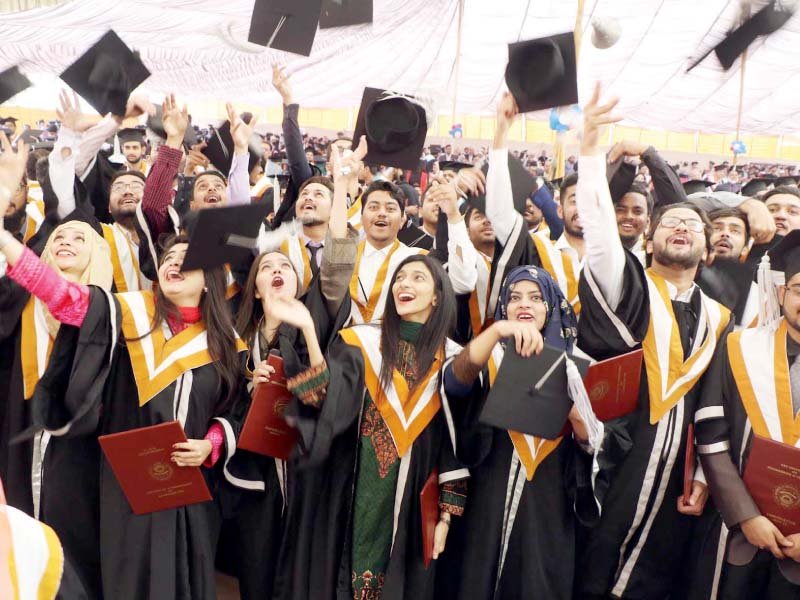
[577,83,626,311]
[141,94,187,239]
[274,65,313,186]
[427,180,478,294]
[226,102,257,206]
[51,90,96,219]
[485,93,522,246]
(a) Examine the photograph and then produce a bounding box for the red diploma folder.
[420,470,439,569]
[583,349,643,421]
[743,434,800,536]
[238,353,299,460]
[98,421,212,515]
[684,423,696,502]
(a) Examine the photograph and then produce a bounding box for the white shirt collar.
[663,278,697,302]
[363,239,394,259]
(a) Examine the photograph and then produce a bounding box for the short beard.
[654,245,703,270]
[4,205,25,234]
[564,220,584,239]
[525,215,543,229]
[111,207,137,228]
[127,156,142,165]
[619,232,641,249]
[300,214,326,227]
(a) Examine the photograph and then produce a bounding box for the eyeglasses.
[111,182,145,193]
[658,216,705,233]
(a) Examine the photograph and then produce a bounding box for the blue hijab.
[495,265,578,352]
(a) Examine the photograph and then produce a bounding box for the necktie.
[789,355,800,418]
[306,242,322,276]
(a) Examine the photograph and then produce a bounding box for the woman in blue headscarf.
[440,265,603,600]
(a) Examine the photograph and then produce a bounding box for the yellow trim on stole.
[20,299,52,400]
[348,239,401,323]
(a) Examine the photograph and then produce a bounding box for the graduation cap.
[714,182,739,193]
[714,1,794,70]
[683,179,713,195]
[606,155,638,203]
[352,87,429,170]
[775,175,799,187]
[146,105,197,147]
[202,121,263,175]
[439,161,473,172]
[767,229,800,282]
[0,66,32,105]
[466,155,534,216]
[319,0,373,29]
[480,344,590,439]
[505,32,578,113]
[741,177,773,197]
[60,30,151,116]
[181,202,272,272]
[248,0,322,56]
[117,127,146,145]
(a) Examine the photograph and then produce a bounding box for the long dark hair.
[151,235,241,414]
[235,250,302,349]
[379,254,456,391]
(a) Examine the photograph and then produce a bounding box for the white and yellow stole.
[532,232,581,315]
[728,319,800,446]
[468,254,493,336]
[347,196,363,232]
[22,199,45,245]
[488,345,562,481]
[19,298,53,400]
[643,270,730,424]
[348,240,425,324]
[0,501,63,600]
[280,235,313,292]
[340,326,459,457]
[116,291,246,406]
[101,223,150,293]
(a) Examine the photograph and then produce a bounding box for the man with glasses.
[573,85,733,600]
[693,231,800,598]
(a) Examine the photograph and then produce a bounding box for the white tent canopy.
[1,0,799,135]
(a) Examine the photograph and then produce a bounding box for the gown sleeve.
[24,287,120,438]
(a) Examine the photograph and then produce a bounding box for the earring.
[203,286,208,292]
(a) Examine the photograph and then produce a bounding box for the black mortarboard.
[714,182,739,193]
[606,155,638,203]
[202,121,264,175]
[439,161,473,172]
[714,1,794,70]
[713,164,729,173]
[0,66,31,105]
[767,229,800,282]
[117,127,145,144]
[741,177,773,197]
[467,155,534,216]
[480,345,590,439]
[505,32,578,113]
[775,175,799,187]
[248,0,322,56]
[181,202,272,272]
[352,87,428,170]
[146,104,197,147]
[683,179,713,195]
[60,30,150,117]
[319,0,373,29]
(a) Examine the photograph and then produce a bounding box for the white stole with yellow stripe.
[340,325,460,457]
[488,345,563,481]
[468,254,492,336]
[20,298,53,400]
[22,199,45,245]
[0,502,63,600]
[532,231,581,315]
[101,223,150,293]
[347,196,363,232]
[643,270,730,424]
[728,320,800,447]
[116,291,246,406]
[348,240,425,324]
[280,234,313,293]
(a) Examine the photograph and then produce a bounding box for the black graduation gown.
[441,358,600,600]
[681,328,800,599]
[575,251,733,599]
[216,278,352,600]
[28,288,242,600]
[272,330,467,600]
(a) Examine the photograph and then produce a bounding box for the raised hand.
[56,89,95,133]
[184,141,209,175]
[454,166,486,197]
[606,139,649,164]
[162,93,189,146]
[123,93,157,121]
[425,180,460,222]
[581,82,622,156]
[331,135,367,184]
[227,102,257,154]
[272,64,293,106]
[0,131,28,217]
[491,319,544,358]
[264,296,315,331]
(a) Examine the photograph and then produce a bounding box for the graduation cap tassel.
[756,254,782,329]
[109,133,126,165]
